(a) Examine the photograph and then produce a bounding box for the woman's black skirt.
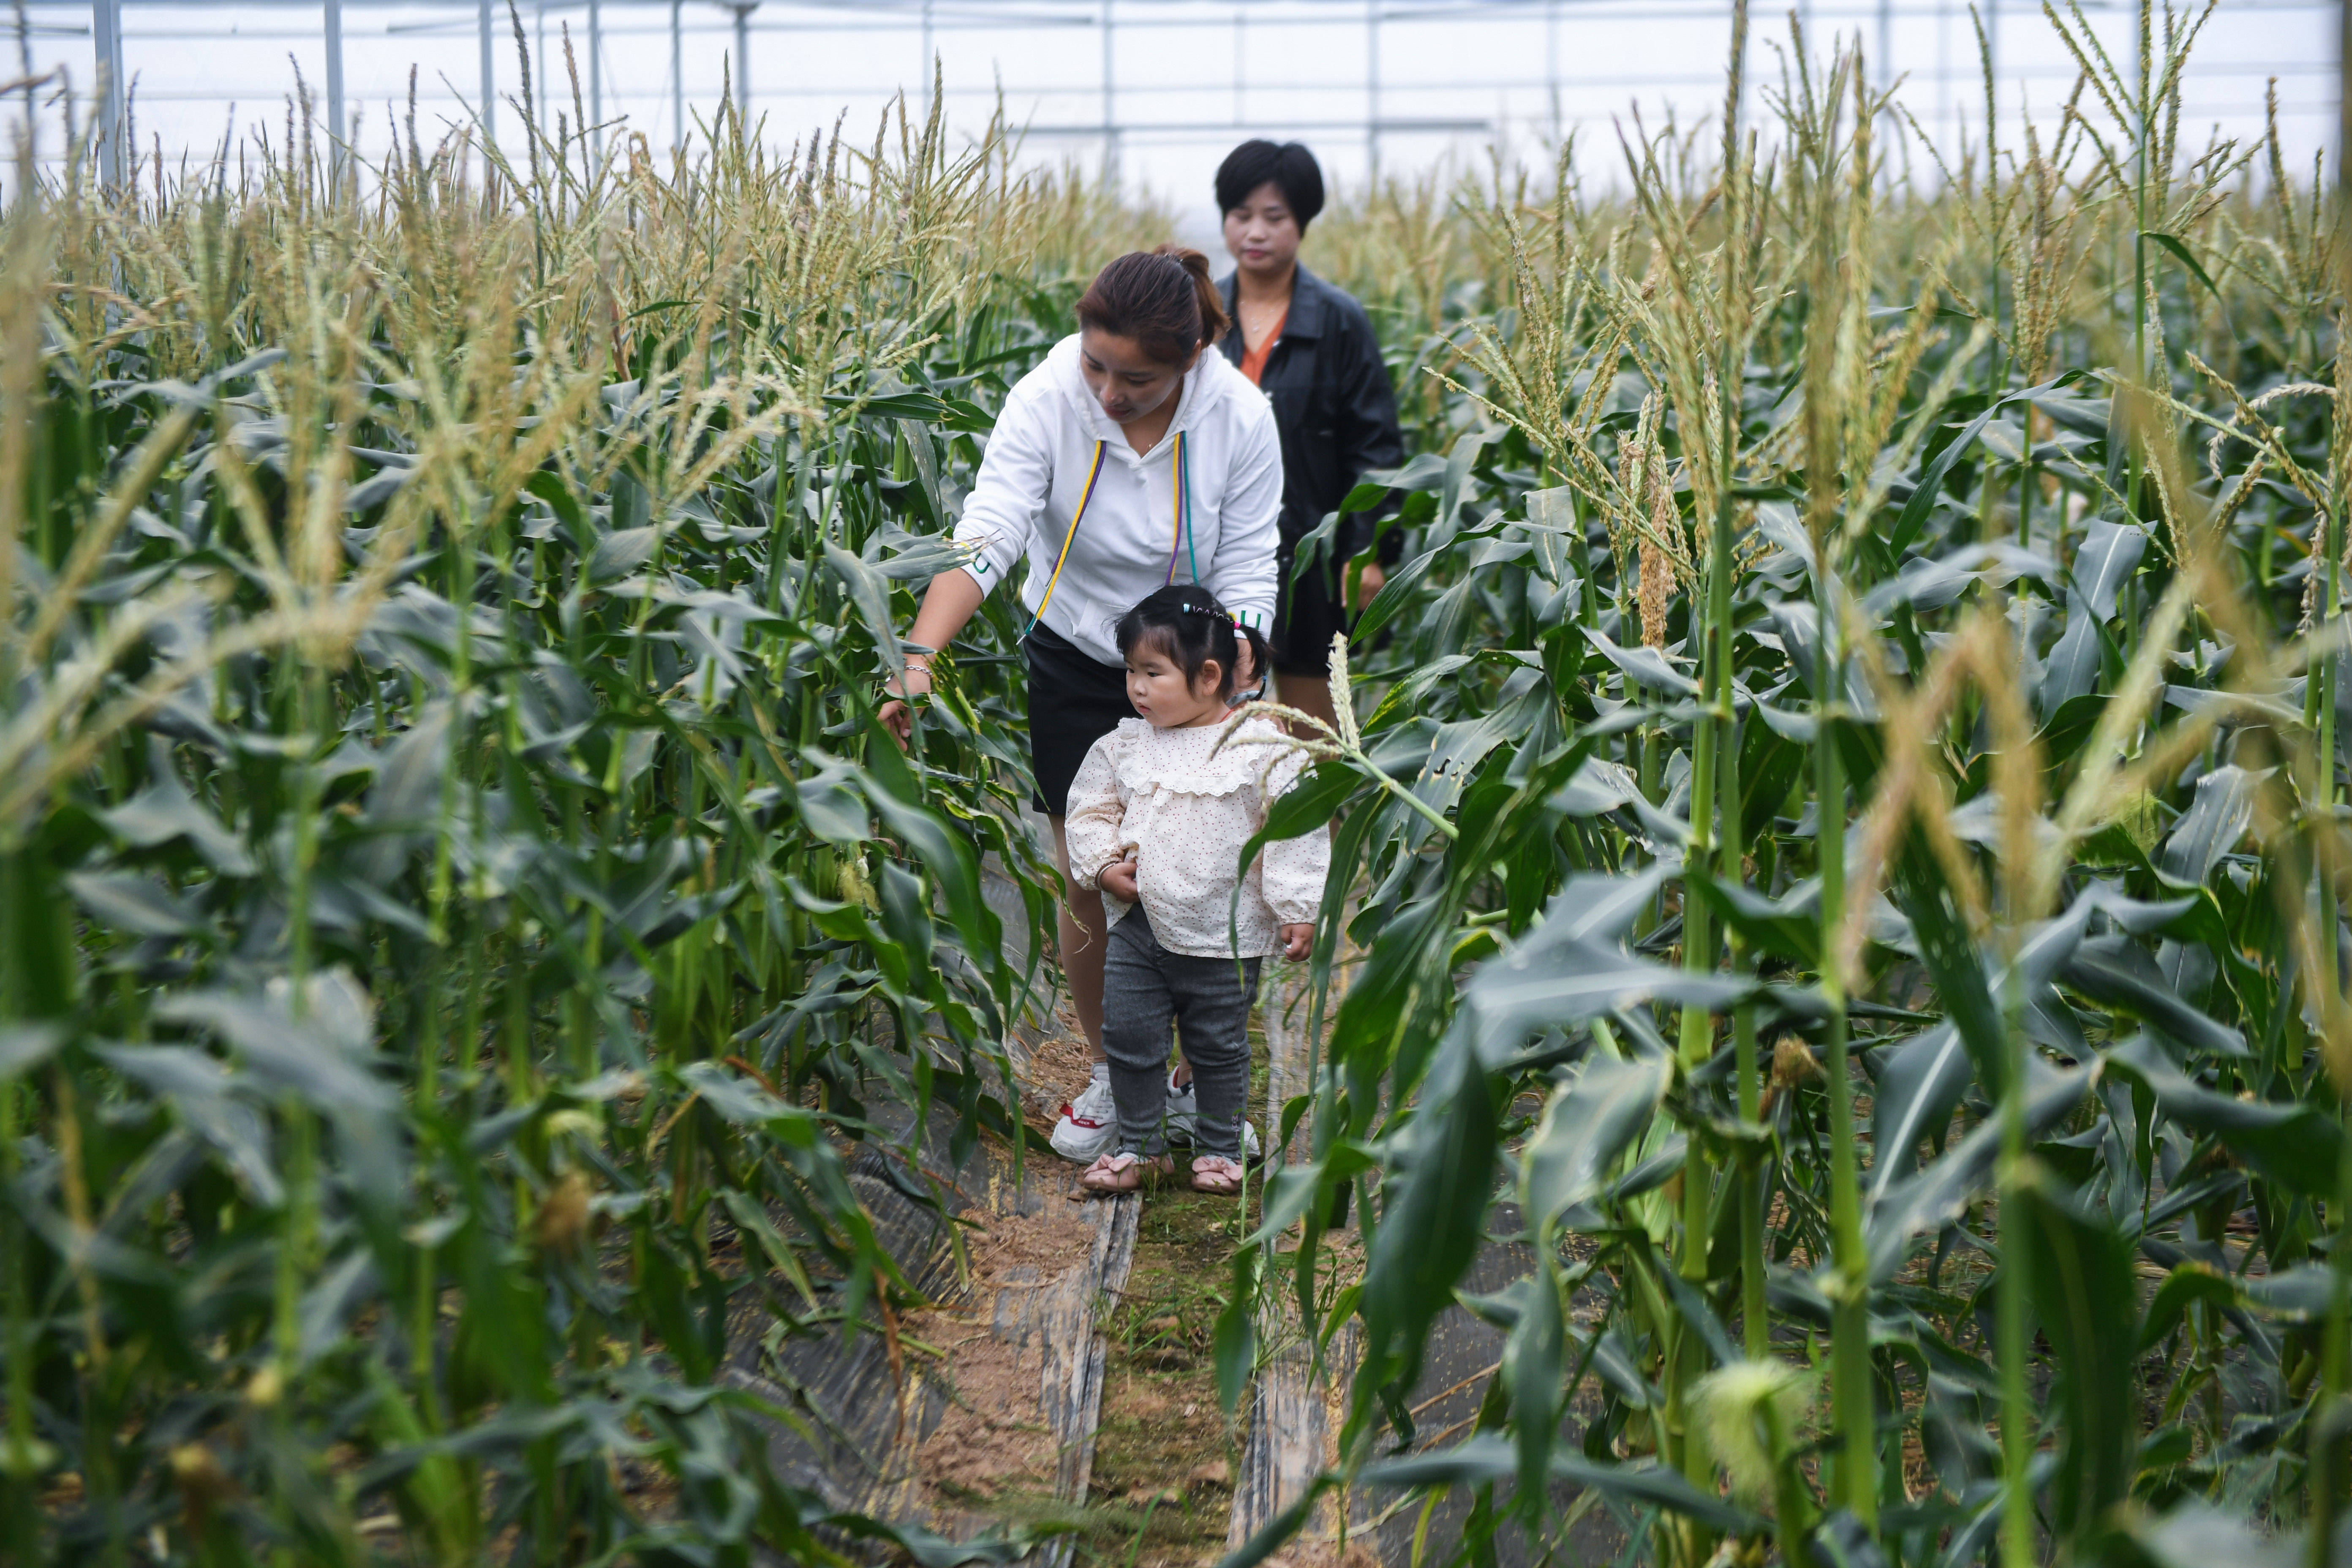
[1023,621,1136,817]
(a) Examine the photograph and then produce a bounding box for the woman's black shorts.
[1270,542,1350,678]
[1024,622,1135,817]
[1272,520,1382,677]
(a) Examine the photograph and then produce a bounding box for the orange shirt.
[1238,306,1288,386]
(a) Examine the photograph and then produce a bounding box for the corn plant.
[1236,5,2352,1564]
[0,60,1152,1566]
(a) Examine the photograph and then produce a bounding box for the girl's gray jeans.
[1100,908,1260,1159]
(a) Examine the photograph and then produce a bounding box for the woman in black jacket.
[1214,140,1406,732]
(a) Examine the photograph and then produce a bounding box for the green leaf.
[1258,762,1361,844]
[2118,1504,2300,1568]
[1360,1432,1766,1534]
[677,1059,797,1124]
[1217,1471,1340,1568]
[523,468,588,544]
[2102,1036,2339,1196]
[1583,626,1699,696]
[795,758,873,846]
[0,1022,65,1081]
[2140,229,2221,299]
[2137,1262,2238,1352]
[586,525,661,582]
[2156,765,2265,888]
[1865,1068,2094,1285]
[2036,690,2109,768]
[98,1043,283,1203]
[1510,1248,1569,1504]
[1349,1027,1498,1444]
[1865,1024,1973,1202]
[1896,860,2008,1098]
[65,870,199,936]
[2020,1173,2140,1545]
[1888,375,2070,559]
[824,541,903,680]
[1519,1052,1671,1230]
[1687,870,1820,964]
[1214,1247,1260,1416]
[101,765,256,877]
[2062,940,2246,1058]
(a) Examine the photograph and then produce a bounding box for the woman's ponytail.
[1166,245,1230,344]
[1078,244,1228,366]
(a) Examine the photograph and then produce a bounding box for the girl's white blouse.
[1064,717,1329,959]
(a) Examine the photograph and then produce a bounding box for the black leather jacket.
[1217,264,1406,565]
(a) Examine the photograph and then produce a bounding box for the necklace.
[1239,298,1284,346]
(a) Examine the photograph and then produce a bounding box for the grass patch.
[1078,1182,1259,1567]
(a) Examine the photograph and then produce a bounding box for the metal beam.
[589,0,602,152]
[92,0,126,188]
[732,2,753,124]
[1365,0,1379,182]
[324,0,345,185]
[1100,0,1115,184]
[478,0,495,147]
[670,0,683,149]
[1545,0,1557,139]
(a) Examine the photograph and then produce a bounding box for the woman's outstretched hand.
[878,665,932,746]
[881,573,984,748]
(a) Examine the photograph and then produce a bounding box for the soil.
[1018,1004,1099,1128]
[922,973,1298,1561]
[904,1174,1103,1512]
[1258,1545,1382,1568]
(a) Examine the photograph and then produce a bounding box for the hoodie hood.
[950,330,1284,667]
[1045,334,1253,460]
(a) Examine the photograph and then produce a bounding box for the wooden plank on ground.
[729,948,1138,1563]
[1229,957,1372,1559]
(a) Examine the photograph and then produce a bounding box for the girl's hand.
[1099,854,1141,903]
[1279,923,1314,960]
[878,660,934,746]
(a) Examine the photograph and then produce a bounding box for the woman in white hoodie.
[879,247,1284,1161]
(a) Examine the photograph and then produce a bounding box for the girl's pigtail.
[1236,620,1271,698]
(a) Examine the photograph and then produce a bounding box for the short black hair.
[1115,585,1270,701]
[1214,140,1326,231]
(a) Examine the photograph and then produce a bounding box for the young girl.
[1064,585,1330,1195]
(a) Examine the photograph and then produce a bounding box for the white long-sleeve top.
[1064,717,1330,958]
[951,335,1283,666]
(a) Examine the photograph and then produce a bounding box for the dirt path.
[1072,1184,1258,1565]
